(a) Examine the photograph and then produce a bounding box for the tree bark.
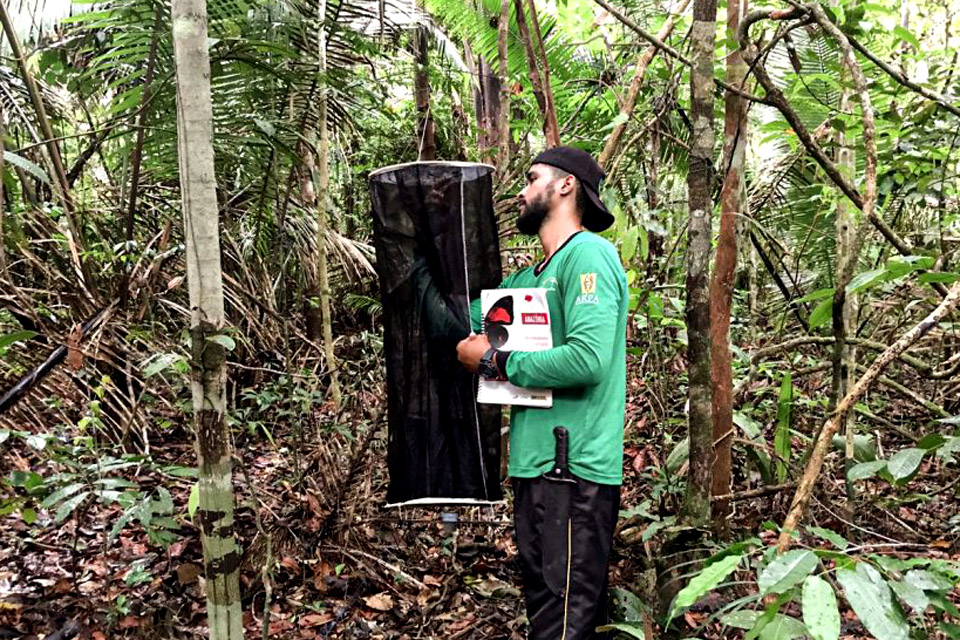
[778,280,960,552]
[317,0,342,409]
[832,2,858,503]
[512,0,560,147]
[682,0,717,528]
[709,0,747,534]
[497,0,511,169]
[300,139,324,343]
[599,0,691,169]
[412,12,436,160]
[476,56,501,158]
[170,0,243,634]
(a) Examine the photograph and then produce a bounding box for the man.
[457,147,628,640]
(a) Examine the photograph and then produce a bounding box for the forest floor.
[1,350,958,640]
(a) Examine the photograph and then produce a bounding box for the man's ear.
[558,174,576,196]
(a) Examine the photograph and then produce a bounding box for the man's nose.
[518,185,528,199]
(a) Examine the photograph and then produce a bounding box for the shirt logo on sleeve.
[577,273,599,305]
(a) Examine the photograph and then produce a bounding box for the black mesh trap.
[368,161,503,505]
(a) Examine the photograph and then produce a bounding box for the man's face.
[517,164,559,236]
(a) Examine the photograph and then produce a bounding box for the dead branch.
[778,280,960,552]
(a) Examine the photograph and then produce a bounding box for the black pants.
[513,475,620,640]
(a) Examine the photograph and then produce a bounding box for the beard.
[516,188,552,236]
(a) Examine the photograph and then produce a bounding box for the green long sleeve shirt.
[473,231,627,485]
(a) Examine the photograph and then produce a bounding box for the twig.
[712,482,797,503]
[329,546,428,591]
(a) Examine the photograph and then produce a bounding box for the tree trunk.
[833,20,859,504]
[681,0,717,528]
[300,140,324,343]
[512,0,560,147]
[0,103,6,275]
[476,56,502,158]
[599,0,691,169]
[170,0,243,635]
[497,0,511,169]
[317,0,342,409]
[412,17,436,160]
[709,0,747,534]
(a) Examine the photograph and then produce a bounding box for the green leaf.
[2,151,50,184]
[54,491,91,523]
[668,554,742,620]
[0,330,38,352]
[808,298,833,329]
[20,508,37,525]
[806,526,848,550]
[665,437,688,473]
[831,434,876,462]
[846,269,888,294]
[889,578,929,614]
[802,575,840,640]
[918,272,959,284]
[774,374,793,483]
[905,569,952,593]
[142,353,185,378]
[847,460,887,482]
[886,448,925,482]
[837,563,910,640]
[722,610,761,629]
[188,482,200,519]
[595,622,646,638]
[25,434,47,451]
[206,334,236,350]
[759,550,818,595]
[758,614,808,640]
[621,226,639,263]
[41,483,87,509]
[893,25,921,50]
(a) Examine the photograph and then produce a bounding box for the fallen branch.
[712,482,797,503]
[856,363,951,419]
[778,280,960,552]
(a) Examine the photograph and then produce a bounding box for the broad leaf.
[2,151,50,184]
[837,563,910,640]
[667,554,743,620]
[758,614,808,640]
[0,330,38,351]
[808,298,833,329]
[905,569,952,593]
[889,578,930,614]
[847,460,886,482]
[759,550,818,595]
[802,575,840,640]
[774,374,793,483]
[54,491,91,523]
[595,622,645,638]
[886,448,925,481]
[806,526,848,550]
[846,269,888,294]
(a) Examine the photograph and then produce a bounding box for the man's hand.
[457,333,491,373]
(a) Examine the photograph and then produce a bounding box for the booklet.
[477,288,553,408]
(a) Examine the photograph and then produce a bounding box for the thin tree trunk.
[317,0,342,409]
[121,4,163,306]
[170,0,243,635]
[412,15,436,160]
[0,102,6,275]
[779,280,960,552]
[475,56,501,158]
[832,6,858,503]
[512,0,560,147]
[681,0,717,529]
[300,139,323,342]
[497,0,511,169]
[709,0,747,534]
[599,0,691,169]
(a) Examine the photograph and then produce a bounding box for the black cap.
[531,146,614,232]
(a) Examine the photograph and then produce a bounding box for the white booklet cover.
[477,287,553,408]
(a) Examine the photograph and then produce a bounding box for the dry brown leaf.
[300,612,333,628]
[423,574,442,586]
[364,592,394,611]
